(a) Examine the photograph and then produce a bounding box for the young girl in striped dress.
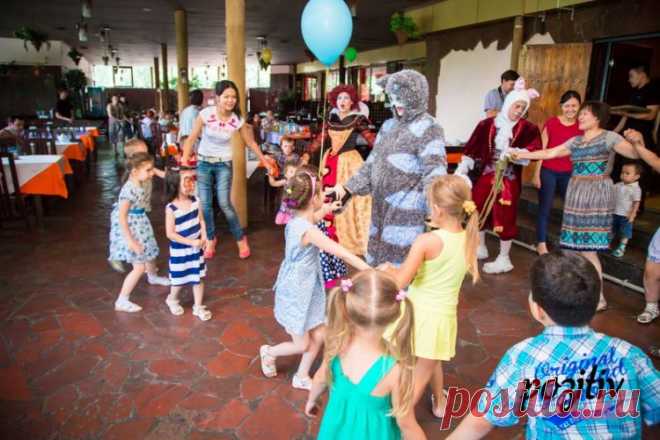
[164,167,212,321]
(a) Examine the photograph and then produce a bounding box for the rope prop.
[478,157,509,230]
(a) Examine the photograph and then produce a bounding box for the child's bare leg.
[430,361,447,416]
[192,282,204,307]
[115,263,145,312]
[267,332,309,358]
[296,325,325,379]
[118,263,145,300]
[412,357,437,405]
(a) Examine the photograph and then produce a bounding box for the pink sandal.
[237,237,251,259]
[204,238,217,259]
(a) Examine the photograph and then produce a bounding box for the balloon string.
[318,67,329,179]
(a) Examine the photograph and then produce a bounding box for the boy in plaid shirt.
[449,251,660,439]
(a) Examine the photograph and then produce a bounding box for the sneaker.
[611,244,626,258]
[477,245,489,260]
[147,273,170,286]
[292,374,312,390]
[114,298,142,313]
[483,255,514,274]
[109,260,125,273]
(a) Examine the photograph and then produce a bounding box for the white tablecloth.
[2,155,69,193]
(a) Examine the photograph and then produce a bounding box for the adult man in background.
[178,89,204,150]
[483,70,520,118]
[0,116,26,154]
[54,89,74,124]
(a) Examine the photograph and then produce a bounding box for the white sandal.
[192,304,212,321]
[431,390,449,419]
[259,345,277,378]
[637,308,659,324]
[165,298,184,316]
[114,298,142,313]
[292,374,312,390]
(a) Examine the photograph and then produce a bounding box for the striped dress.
[560,130,623,251]
[167,196,206,285]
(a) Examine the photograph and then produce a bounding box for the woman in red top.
[534,90,582,255]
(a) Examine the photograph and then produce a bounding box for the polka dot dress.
[317,220,347,288]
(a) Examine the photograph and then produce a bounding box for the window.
[113,67,133,87]
[92,65,114,87]
[133,66,153,88]
[247,63,271,88]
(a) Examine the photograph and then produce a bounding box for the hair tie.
[395,290,407,302]
[462,200,477,216]
[285,198,299,209]
[340,279,352,292]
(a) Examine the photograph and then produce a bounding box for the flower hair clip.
[395,290,407,302]
[340,279,352,292]
[462,200,477,215]
[285,188,293,194]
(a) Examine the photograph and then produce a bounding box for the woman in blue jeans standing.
[182,80,269,260]
[532,90,582,255]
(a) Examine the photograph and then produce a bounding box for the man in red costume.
[455,77,541,274]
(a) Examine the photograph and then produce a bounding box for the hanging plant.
[68,48,83,66]
[64,69,88,93]
[258,48,272,70]
[14,26,51,52]
[389,12,420,44]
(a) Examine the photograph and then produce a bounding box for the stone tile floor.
[0,144,658,439]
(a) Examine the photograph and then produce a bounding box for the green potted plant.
[68,48,83,66]
[64,69,88,117]
[389,12,420,44]
[14,26,51,52]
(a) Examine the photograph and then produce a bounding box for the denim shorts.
[612,214,633,240]
[649,228,660,263]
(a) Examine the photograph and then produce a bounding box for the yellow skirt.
[385,302,457,361]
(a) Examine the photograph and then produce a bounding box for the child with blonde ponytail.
[381,174,480,419]
[306,270,425,440]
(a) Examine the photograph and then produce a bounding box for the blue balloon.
[301,0,353,66]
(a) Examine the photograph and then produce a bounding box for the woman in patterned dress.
[514,101,640,311]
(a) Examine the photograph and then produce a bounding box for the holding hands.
[623,129,644,146]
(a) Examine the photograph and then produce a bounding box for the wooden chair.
[0,150,31,229]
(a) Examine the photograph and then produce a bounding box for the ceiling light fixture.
[81,0,93,19]
[143,7,152,12]
[77,22,88,42]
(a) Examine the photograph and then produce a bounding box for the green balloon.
[344,47,357,62]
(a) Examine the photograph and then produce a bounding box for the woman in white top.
[182,80,269,260]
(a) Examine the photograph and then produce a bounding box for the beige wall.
[0,37,92,78]
[435,33,554,144]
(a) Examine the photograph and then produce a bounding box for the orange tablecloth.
[79,134,95,151]
[2,155,72,198]
[56,143,87,162]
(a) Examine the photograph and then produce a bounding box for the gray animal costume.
[344,70,447,266]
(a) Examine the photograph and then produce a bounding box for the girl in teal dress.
[305,270,425,439]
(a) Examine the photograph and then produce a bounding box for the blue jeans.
[537,167,571,243]
[197,160,244,241]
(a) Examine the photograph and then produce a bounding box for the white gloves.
[454,156,474,188]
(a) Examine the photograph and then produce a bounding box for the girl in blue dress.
[109,152,159,312]
[164,167,211,321]
[260,167,370,390]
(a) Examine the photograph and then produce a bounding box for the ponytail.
[387,297,416,417]
[464,208,480,284]
[323,285,352,386]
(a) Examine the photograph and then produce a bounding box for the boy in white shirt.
[612,161,642,257]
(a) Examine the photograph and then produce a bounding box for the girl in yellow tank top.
[381,175,480,419]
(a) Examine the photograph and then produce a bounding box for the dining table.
[2,154,73,226]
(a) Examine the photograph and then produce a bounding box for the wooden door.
[518,42,592,182]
